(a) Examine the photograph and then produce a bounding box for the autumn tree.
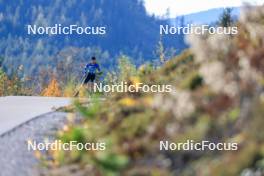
[42,78,62,97]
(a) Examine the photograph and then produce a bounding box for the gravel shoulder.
[0,112,68,176]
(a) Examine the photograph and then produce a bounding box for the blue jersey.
[84,63,100,74]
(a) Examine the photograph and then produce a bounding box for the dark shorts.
[84,73,96,83]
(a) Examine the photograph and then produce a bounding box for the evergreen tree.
[0,57,4,68]
[218,8,234,27]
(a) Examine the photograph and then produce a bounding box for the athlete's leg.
[88,73,96,92]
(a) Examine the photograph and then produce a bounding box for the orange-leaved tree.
[42,78,61,97]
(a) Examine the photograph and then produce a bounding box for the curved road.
[0,96,72,176]
[0,96,71,135]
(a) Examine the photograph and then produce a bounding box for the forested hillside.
[0,0,185,77]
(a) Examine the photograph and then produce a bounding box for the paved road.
[0,96,71,135]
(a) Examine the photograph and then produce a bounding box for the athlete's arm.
[96,64,101,72]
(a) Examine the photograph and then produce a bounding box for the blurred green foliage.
[42,6,264,176]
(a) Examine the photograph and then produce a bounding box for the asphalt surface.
[0,96,73,176]
[0,96,71,135]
